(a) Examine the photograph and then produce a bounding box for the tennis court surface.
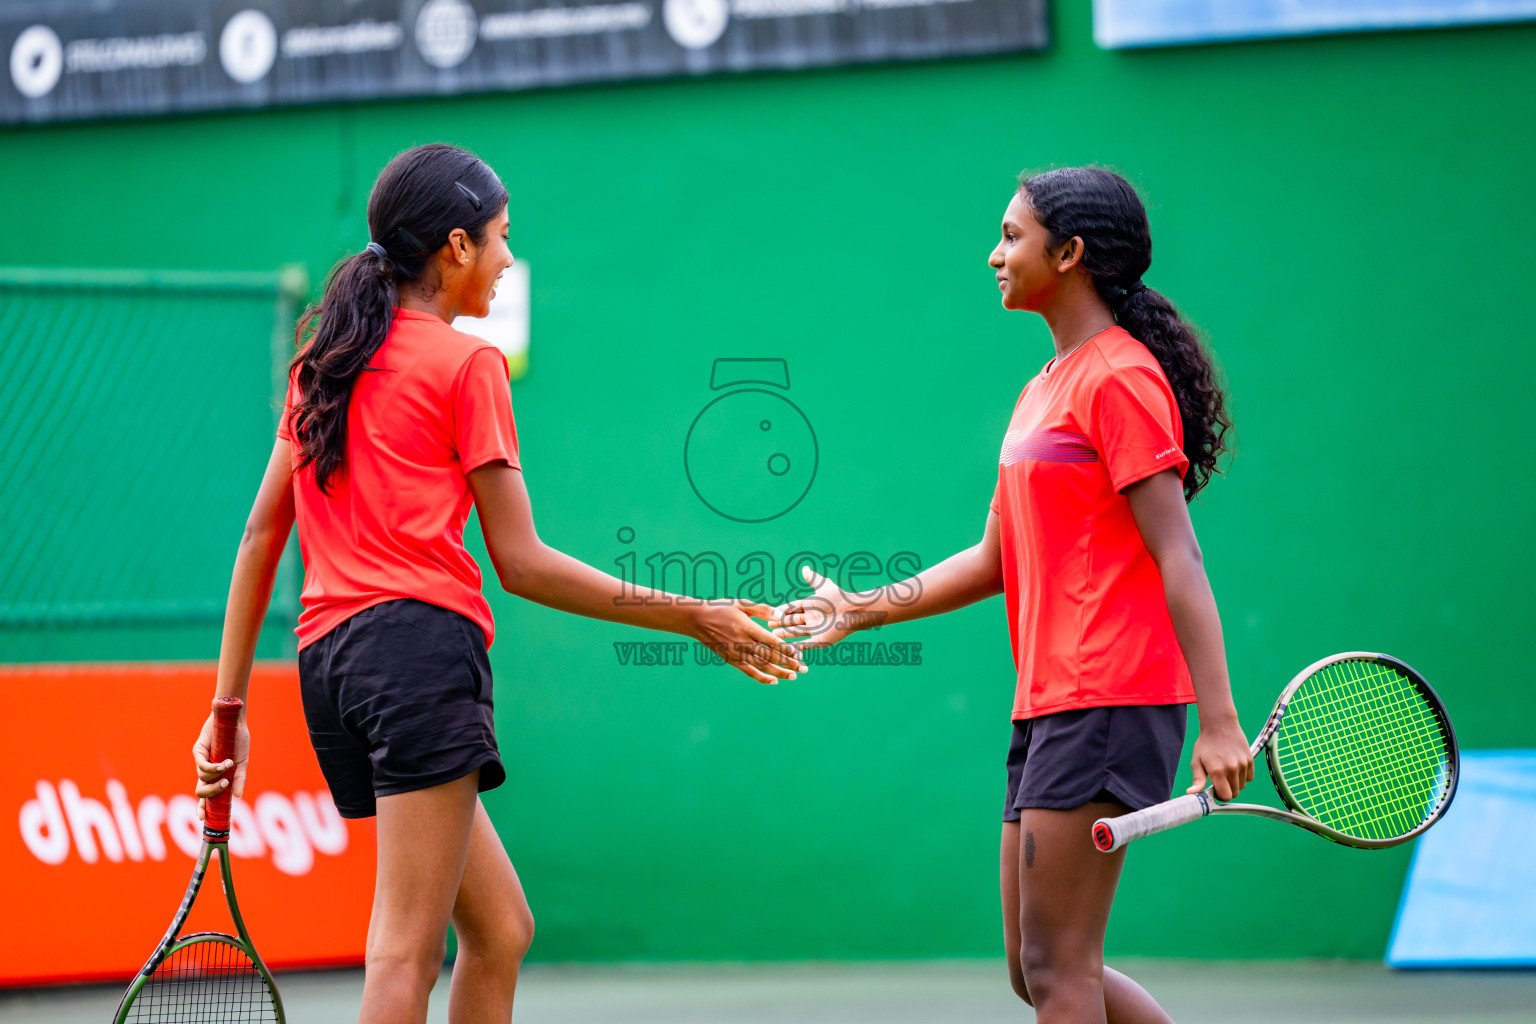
[4,959,1531,1023]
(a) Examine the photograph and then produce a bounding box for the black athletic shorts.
[298,598,505,819]
[1003,704,1188,821]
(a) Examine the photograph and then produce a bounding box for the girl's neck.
[397,288,459,324]
[1043,293,1116,360]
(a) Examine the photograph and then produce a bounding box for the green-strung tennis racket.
[113,697,284,1023]
[1093,652,1457,853]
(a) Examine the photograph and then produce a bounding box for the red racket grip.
[203,696,243,838]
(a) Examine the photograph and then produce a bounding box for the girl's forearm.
[845,542,1004,631]
[214,526,290,702]
[499,541,697,635]
[1159,555,1239,726]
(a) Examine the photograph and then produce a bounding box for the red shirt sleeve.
[1088,364,1189,493]
[452,347,521,473]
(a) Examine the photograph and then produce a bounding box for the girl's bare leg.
[447,800,535,1023]
[360,772,481,1024]
[1001,811,1174,1023]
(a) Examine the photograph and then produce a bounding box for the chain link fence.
[0,266,306,660]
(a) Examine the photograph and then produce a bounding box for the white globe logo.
[10,25,63,100]
[416,0,478,69]
[220,10,277,84]
[664,0,729,50]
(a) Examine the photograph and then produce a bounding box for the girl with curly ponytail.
[190,143,807,1022]
[769,167,1249,1023]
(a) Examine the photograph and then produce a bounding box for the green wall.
[2,5,1532,960]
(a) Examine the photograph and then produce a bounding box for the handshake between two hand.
[702,565,869,686]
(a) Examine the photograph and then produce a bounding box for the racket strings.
[124,937,278,1023]
[1282,665,1449,836]
[1274,660,1451,841]
[1278,664,1450,836]
[1287,669,1445,816]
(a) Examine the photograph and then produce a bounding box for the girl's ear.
[444,227,472,266]
[1056,235,1085,273]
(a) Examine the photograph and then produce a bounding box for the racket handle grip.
[203,697,243,839]
[1093,792,1212,852]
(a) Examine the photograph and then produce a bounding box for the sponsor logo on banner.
[0,663,374,987]
[18,780,347,875]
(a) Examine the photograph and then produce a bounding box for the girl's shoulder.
[1081,327,1170,388]
[1084,326,1156,370]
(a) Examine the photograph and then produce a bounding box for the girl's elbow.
[1184,540,1205,568]
[495,567,525,597]
[1153,540,1204,578]
[491,553,538,597]
[238,522,282,555]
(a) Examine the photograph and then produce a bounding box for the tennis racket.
[113,696,285,1024]
[1093,652,1457,853]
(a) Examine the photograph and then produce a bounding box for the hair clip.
[455,182,483,211]
[394,226,426,253]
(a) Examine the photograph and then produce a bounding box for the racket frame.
[1094,651,1459,852]
[112,698,285,1024]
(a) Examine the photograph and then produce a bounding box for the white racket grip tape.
[1092,792,1213,852]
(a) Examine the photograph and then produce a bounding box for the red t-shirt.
[278,307,520,650]
[990,326,1195,720]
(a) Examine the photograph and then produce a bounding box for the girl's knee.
[365,939,445,991]
[507,905,535,960]
[459,906,534,966]
[1006,960,1033,1006]
[1019,938,1099,1010]
[1018,938,1062,1002]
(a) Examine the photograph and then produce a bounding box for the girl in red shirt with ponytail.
[772,167,1252,1024]
[190,144,806,1024]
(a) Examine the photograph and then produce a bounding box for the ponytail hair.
[1018,167,1231,501]
[290,143,509,493]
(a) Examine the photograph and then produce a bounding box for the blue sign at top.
[1094,0,1536,49]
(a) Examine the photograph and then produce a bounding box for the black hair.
[1018,167,1231,501]
[289,143,509,493]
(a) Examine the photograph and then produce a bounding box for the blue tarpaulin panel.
[1387,751,1536,967]
[1094,1,1536,49]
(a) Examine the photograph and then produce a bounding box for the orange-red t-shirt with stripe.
[278,307,520,651]
[990,326,1195,721]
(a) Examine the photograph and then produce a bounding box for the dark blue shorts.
[1003,704,1188,821]
[298,598,505,819]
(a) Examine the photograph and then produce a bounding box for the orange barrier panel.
[0,663,374,987]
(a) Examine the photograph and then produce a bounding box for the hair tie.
[1109,279,1147,314]
[364,241,388,259]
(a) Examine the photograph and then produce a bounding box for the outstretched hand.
[768,566,860,650]
[691,599,810,685]
[192,709,249,821]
